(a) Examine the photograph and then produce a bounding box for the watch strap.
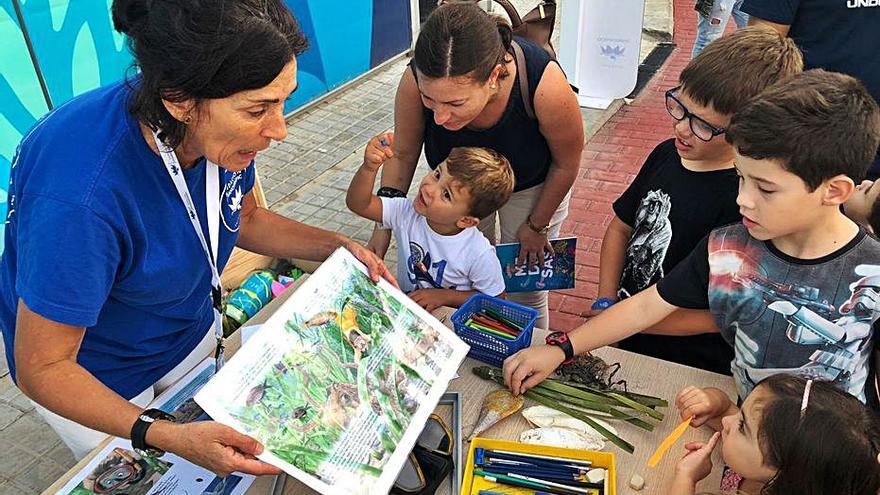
[591,297,616,311]
[377,186,407,198]
[131,408,174,455]
[546,332,575,363]
[376,187,406,230]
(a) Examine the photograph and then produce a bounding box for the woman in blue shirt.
[0,0,393,476]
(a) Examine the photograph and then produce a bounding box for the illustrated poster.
[195,247,469,495]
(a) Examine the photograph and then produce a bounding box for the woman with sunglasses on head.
[365,2,583,330]
[583,27,802,375]
[0,0,394,476]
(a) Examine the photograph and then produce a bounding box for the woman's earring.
[183,115,192,124]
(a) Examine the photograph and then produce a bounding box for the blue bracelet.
[591,297,616,310]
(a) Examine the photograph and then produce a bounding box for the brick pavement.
[548,0,704,331]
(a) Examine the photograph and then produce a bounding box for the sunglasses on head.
[665,86,726,142]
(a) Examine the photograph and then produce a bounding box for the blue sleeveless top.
[419,37,554,192]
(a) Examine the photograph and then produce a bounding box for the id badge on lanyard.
[153,132,226,371]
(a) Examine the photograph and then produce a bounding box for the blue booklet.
[496,237,577,292]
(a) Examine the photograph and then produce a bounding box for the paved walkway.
[0,1,679,491]
[548,0,702,330]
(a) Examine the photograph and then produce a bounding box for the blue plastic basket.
[451,294,537,367]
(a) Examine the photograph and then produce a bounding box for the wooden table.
[242,305,735,495]
[44,294,735,495]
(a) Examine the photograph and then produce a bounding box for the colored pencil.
[481,467,603,488]
[482,308,525,331]
[489,449,593,466]
[505,472,602,492]
[484,453,589,471]
[472,314,521,334]
[473,470,582,495]
[465,320,517,340]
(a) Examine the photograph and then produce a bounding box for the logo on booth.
[600,45,626,61]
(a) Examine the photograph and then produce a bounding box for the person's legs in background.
[692,0,741,58]
[731,0,749,29]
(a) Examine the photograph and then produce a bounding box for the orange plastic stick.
[647,416,692,467]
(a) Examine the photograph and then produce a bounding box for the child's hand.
[675,386,733,427]
[409,288,448,312]
[674,431,720,485]
[363,132,394,171]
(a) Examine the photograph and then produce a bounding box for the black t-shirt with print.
[611,138,740,374]
[657,223,880,406]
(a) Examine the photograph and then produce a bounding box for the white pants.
[32,326,216,459]
[478,183,571,330]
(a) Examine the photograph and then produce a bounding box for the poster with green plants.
[195,247,469,495]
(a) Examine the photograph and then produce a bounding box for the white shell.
[586,468,606,484]
[519,427,605,451]
[629,473,645,491]
[521,405,618,437]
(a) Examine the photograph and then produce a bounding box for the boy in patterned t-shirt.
[503,70,880,406]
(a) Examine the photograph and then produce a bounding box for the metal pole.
[410,0,421,50]
[11,0,53,110]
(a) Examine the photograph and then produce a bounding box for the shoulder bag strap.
[511,40,535,120]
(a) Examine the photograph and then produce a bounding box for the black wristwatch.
[375,187,407,230]
[377,186,406,198]
[131,408,175,457]
[546,331,575,364]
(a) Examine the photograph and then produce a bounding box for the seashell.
[522,405,618,438]
[467,390,524,440]
[586,468,606,484]
[519,426,605,451]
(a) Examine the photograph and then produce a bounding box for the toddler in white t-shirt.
[347,133,515,311]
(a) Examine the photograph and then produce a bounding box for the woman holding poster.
[0,0,393,476]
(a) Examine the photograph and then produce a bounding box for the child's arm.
[346,133,394,222]
[503,285,678,395]
[410,248,508,311]
[669,432,721,495]
[644,308,719,335]
[598,216,632,295]
[676,386,738,431]
[584,216,632,317]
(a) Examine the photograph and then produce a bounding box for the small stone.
[629,473,645,491]
[586,468,606,484]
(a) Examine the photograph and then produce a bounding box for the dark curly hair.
[112,0,309,147]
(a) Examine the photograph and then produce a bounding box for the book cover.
[496,237,577,292]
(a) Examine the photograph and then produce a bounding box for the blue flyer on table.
[496,237,577,292]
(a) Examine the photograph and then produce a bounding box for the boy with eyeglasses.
[506,69,880,411]
[586,27,803,374]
